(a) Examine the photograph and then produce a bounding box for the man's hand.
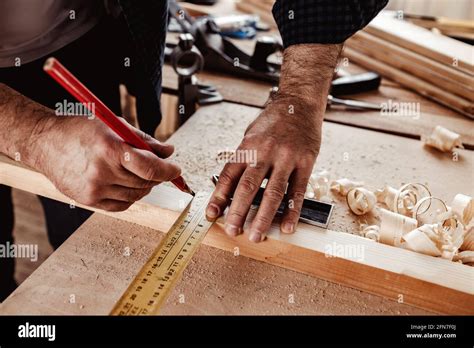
[32,116,181,211]
[0,83,181,211]
[206,43,342,242]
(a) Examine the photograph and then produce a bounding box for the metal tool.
[327,95,384,111]
[211,174,334,228]
[330,72,381,96]
[170,33,223,124]
[110,192,213,315]
[168,0,282,83]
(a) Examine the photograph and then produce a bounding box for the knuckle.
[284,209,301,222]
[298,153,316,169]
[86,163,103,184]
[82,185,100,206]
[239,176,259,195]
[144,164,159,181]
[227,209,246,222]
[217,169,235,187]
[290,190,305,204]
[263,186,285,203]
[255,214,272,228]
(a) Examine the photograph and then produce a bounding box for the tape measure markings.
[110,192,212,315]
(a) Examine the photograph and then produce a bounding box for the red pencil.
[44,57,194,196]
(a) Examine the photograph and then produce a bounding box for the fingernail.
[206,203,220,219]
[281,222,295,234]
[249,232,265,243]
[225,223,240,236]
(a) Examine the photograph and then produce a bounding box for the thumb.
[120,117,175,158]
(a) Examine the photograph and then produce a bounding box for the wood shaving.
[450,194,473,226]
[379,209,418,247]
[347,188,376,216]
[308,170,330,199]
[461,226,474,251]
[376,183,430,216]
[422,125,464,152]
[360,224,380,241]
[403,223,465,260]
[453,251,474,265]
[375,185,399,211]
[330,178,364,196]
[402,225,443,257]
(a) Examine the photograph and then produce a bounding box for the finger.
[120,145,182,183]
[114,169,161,189]
[95,199,133,212]
[280,167,313,234]
[249,167,291,242]
[206,163,245,222]
[121,118,175,158]
[224,165,269,237]
[102,185,153,203]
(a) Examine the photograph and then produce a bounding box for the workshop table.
[1,1,473,315]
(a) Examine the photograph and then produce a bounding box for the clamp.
[168,1,282,83]
[170,33,223,124]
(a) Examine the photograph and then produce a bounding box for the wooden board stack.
[345,12,474,118]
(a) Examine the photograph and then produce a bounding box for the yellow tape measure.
[110,192,213,315]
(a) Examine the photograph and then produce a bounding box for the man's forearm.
[274,43,343,121]
[0,83,53,166]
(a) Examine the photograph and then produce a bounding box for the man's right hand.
[26,114,181,211]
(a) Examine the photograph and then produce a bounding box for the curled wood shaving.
[412,196,449,225]
[402,223,465,260]
[375,185,398,211]
[422,125,464,152]
[360,224,380,241]
[308,170,330,199]
[379,209,418,247]
[402,225,442,257]
[451,194,473,226]
[453,251,474,264]
[330,178,364,196]
[347,188,376,215]
[376,183,431,216]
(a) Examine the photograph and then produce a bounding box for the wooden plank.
[343,47,474,118]
[162,65,474,148]
[1,169,473,314]
[366,13,474,75]
[346,31,474,100]
[1,103,473,314]
[0,213,429,315]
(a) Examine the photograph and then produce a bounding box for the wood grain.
[343,47,474,118]
[0,214,429,315]
[346,31,474,100]
[366,13,474,75]
[162,60,474,147]
[1,103,473,314]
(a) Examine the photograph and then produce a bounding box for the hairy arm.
[206,43,342,242]
[0,83,180,211]
[0,83,52,166]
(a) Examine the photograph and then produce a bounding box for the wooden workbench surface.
[2,1,472,315]
[2,102,472,315]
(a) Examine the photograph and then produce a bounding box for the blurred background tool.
[171,33,223,123]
